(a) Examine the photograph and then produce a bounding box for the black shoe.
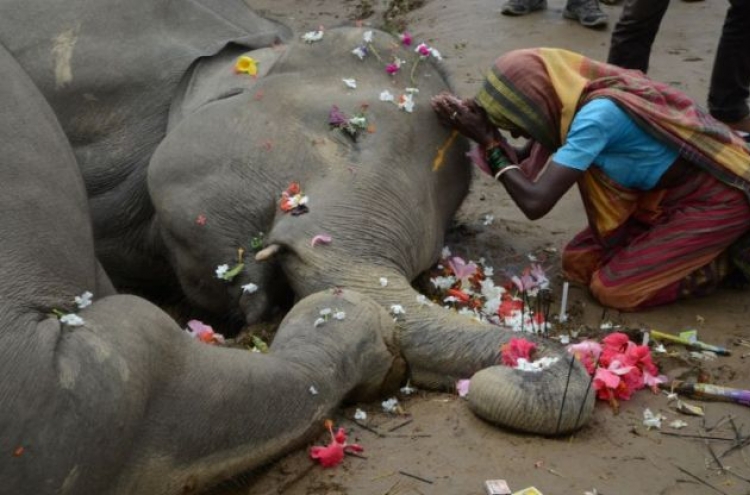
[502,0,547,16]
[563,0,608,28]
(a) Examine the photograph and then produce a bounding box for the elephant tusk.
[255,243,281,261]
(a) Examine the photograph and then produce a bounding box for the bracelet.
[486,146,512,173]
[493,165,521,181]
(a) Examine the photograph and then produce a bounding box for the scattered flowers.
[75,291,93,309]
[313,307,344,327]
[186,319,225,345]
[399,32,412,46]
[389,304,405,316]
[309,419,363,468]
[400,381,417,395]
[311,234,332,247]
[669,419,688,429]
[279,182,309,215]
[302,28,324,43]
[642,408,665,430]
[381,397,400,413]
[482,214,494,226]
[59,313,85,327]
[379,90,395,103]
[354,409,367,421]
[456,379,471,398]
[216,262,244,281]
[397,93,415,113]
[386,58,404,75]
[329,104,370,141]
[342,78,357,89]
[241,283,259,294]
[234,55,258,76]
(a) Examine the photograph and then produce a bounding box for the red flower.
[446,288,470,303]
[501,337,537,367]
[309,420,363,468]
[497,296,523,318]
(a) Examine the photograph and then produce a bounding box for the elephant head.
[148,27,595,435]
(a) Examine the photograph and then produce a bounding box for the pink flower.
[448,256,478,286]
[186,319,225,345]
[415,42,431,57]
[400,32,412,46]
[310,420,363,468]
[567,340,602,374]
[386,63,400,75]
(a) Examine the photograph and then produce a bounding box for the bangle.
[486,146,512,173]
[493,165,521,181]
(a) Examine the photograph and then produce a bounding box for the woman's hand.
[431,92,499,147]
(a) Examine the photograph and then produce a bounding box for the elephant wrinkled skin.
[0,1,594,493]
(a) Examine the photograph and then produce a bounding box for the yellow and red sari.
[475,48,750,310]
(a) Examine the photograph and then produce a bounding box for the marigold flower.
[234,55,258,76]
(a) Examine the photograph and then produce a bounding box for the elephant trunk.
[274,252,595,435]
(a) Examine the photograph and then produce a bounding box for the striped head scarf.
[475,48,750,195]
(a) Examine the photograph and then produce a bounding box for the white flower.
[379,277,388,287]
[363,30,373,43]
[354,408,367,421]
[390,304,405,315]
[320,308,332,317]
[643,408,665,430]
[349,116,366,127]
[333,311,346,320]
[313,317,326,328]
[430,275,456,290]
[441,246,452,258]
[482,214,494,226]
[483,266,494,277]
[215,264,229,279]
[60,313,85,326]
[400,382,417,395]
[342,78,357,89]
[398,93,415,113]
[430,48,443,61]
[416,294,432,306]
[514,356,560,372]
[405,87,419,94]
[302,30,324,43]
[352,46,367,60]
[527,253,538,262]
[443,296,460,304]
[74,291,93,309]
[669,420,688,429]
[309,385,319,395]
[379,90,395,102]
[381,397,399,413]
[241,283,259,294]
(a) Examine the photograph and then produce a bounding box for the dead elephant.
[0,1,595,494]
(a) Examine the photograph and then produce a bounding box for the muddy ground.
[218,1,750,494]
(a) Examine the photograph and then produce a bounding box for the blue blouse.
[552,98,679,189]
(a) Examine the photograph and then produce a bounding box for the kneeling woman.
[433,48,750,311]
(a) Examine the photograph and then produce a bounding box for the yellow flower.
[234,55,258,76]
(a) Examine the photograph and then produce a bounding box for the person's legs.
[564,0,608,28]
[501,0,547,16]
[607,0,670,72]
[708,0,750,131]
[588,172,750,311]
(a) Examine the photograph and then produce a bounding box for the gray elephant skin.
[0,1,595,494]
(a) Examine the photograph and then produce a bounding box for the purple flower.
[329,105,349,127]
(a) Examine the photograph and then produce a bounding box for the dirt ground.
[220,1,750,494]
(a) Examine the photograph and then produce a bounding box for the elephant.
[0,0,596,493]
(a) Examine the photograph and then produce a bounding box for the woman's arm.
[496,161,582,220]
